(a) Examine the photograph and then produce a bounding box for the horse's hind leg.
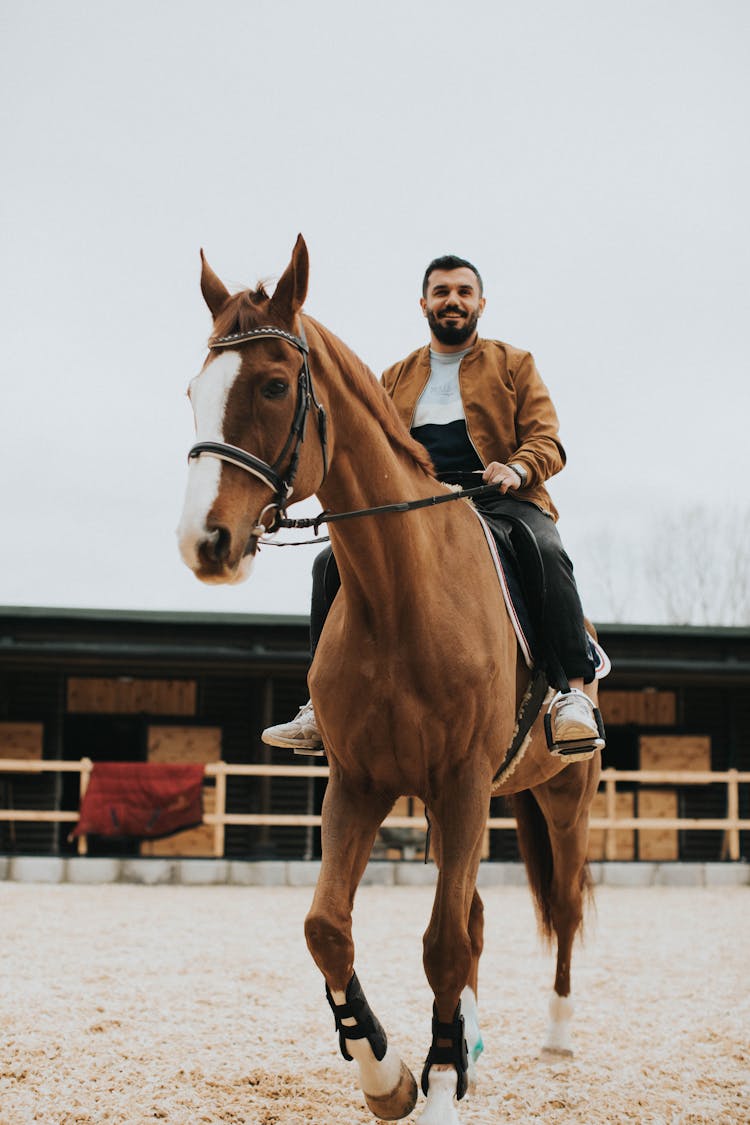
[305,773,417,1120]
[526,759,600,1056]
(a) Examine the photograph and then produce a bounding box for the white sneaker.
[548,689,604,760]
[261,700,324,755]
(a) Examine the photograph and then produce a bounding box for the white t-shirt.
[412,347,471,427]
[410,347,484,476]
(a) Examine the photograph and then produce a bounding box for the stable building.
[0,607,748,862]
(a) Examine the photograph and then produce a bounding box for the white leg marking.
[460,985,483,1088]
[416,990,477,1123]
[176,351,242,570]
[329,987,402,1097]
[418,1068,461,1125]
[543,990,575,1055]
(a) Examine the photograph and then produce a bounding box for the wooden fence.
[0,760,747,861]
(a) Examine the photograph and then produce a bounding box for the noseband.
[188,324,328,536]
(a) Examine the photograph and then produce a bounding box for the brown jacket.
[381,338,566,520]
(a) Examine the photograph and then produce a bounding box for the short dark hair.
[422,255,483,296]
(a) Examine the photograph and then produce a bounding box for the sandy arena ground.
[0,881,748,1124]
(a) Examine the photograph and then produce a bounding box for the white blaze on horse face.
[177,350,244,573]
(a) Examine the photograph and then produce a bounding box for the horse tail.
[511,790,554,942]
[511,789,594,946]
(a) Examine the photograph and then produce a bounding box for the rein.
[273,480,503,539]
[187,324,328,533]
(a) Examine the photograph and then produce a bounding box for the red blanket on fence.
[72,762,205,839]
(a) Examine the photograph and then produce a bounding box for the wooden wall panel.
[639,735,711,771]
[147,726,221,765]
[638,789,679,860]
[0,722,44,760]
[588,791,635,860]
[139,726,220,857]
[67,678,196,716]
[598,691,676,726]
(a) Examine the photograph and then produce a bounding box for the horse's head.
[177,235,327,584]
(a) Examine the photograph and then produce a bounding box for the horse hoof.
[541,1045,574,1059]
[364,1061,418,1120]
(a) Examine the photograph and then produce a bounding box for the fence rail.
[0,760,748,861]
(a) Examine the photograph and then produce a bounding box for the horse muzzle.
[178,520,259,585]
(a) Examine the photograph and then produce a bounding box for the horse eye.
[262,379,289,400]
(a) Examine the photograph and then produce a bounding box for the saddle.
[432,468,607,682]
[435,473,609,776]
[481,509,608,675]
[472,508,607,778]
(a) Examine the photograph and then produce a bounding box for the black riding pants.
[309,495,595,685]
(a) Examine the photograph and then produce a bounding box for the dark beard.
[426,307,479,346]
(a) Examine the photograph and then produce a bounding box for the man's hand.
[483,461,523,494]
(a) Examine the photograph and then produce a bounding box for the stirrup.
[292,745,326,758]
[544,692,605,763]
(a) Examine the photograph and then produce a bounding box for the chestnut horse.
[178,236,601,1125]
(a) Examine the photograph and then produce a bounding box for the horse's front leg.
[305,772,418,1121]
[531,756,600,1056]
[418,770,491,1125]
[429,821,485,1091]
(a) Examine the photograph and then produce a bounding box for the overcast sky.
[1,1,747,625]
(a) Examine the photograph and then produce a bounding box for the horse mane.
[209,284,435,479]
[302,315,435,479]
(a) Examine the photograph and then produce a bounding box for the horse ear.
[200,249,231,319]
[270,234,309,318]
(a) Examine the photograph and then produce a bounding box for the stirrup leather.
[421,1002,469,1101]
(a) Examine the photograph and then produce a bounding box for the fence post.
[213,763,227,859]
[77,757,93,856]
[726,769,740,862]
[604,773,618,861]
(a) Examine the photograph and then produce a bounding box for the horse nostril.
[214,526,231,562]
[200,525,231,566]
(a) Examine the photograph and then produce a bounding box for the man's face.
[420,267,486,349]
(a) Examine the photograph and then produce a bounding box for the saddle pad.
[471,507,610,680]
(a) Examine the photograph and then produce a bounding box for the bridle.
[187,324,328,535]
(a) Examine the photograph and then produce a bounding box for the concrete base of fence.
[286,860,322,887]
[598,862,658,887]
[179,859,231,885]
[9,856,66,883]
[120,859,177,885]
[703,862,750,886]
[228,860,286,886]
[67,857,122,884]
[1,857,747,887]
